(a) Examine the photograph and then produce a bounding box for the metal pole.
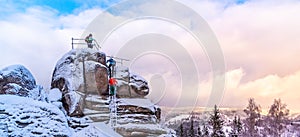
[82,57,87,109]
[128,71,131,97]
[72,37,74,49]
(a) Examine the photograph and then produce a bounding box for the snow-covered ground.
[0,95,71,136]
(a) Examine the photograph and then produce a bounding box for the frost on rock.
[0,64,47,101]
[0,95,71,137]
[50,48,108,116]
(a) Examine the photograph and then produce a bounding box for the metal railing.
[71,38,101,50]
[107,56,130,66]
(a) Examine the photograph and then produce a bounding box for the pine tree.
[202,123,209,137]
[190,118,194,137]
[209,105,225,137]
[197,127,202,137]
[264,99,289,137]
[230,115,243,137]
[179,122,184,137]
[243,98,261,137]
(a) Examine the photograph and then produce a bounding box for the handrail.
[71,37,101,50]
[107,55,130,66]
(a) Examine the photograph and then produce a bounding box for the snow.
[0,64,47,101]
[1,65,36,85]
[0,95,72,136]
[118,98,158,112]
[68,91,82,114]
[166,114,191,124]
[48,88,62,102]
[129,71,146,81]
[74,122,122,137]
[116,123,170,135]
[85,95,108,104]
[4,83,21,94]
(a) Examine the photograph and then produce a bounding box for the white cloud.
[196,68,300,112]
[0,6,101,89]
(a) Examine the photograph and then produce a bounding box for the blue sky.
[0,0,121,16]
[0,0,247,17]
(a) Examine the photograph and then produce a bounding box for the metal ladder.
[109,86,117,128]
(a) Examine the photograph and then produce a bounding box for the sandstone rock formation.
[49,49,175,136]
[51,48,108,117]
[0,65,46,101]
[115,66,149,98]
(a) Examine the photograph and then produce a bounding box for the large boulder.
[51,48,108,117]
[0,65,46,101]
[115,66,149,98]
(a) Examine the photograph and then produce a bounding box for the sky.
[0,0,300,112]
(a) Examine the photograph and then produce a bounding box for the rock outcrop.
[49,49,174,136]
[0,65,46,101]
[50,48,108,117]
[115,66,149,98]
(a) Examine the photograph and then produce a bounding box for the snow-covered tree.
[209,105,225,137]
[179,122,184,137]
[202,123,209,137]
[197,127,202,137]
[230,115,243,137]
[264,99,289,137]
[243,98,261,137]
[190,118,194,137]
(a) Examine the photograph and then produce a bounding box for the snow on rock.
[50,48,108,116]
[0,64,47,101]
[48,88,62,102]
[117,98,162,125]
[0,95,71,136]
[74,122,122,137]
[115,123,175,137]
[118,98,158,113]
[115,66,149,98]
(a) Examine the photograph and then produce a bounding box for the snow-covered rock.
[48,88,62,102]
[51,48,108,116]
[0,65,46,101]
[115,66,149,98]
[0,95,71,136]
[115,123,175,137]
[74,122,122,137]
[49,49,171,136]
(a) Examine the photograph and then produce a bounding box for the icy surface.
[0,95,71,136]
